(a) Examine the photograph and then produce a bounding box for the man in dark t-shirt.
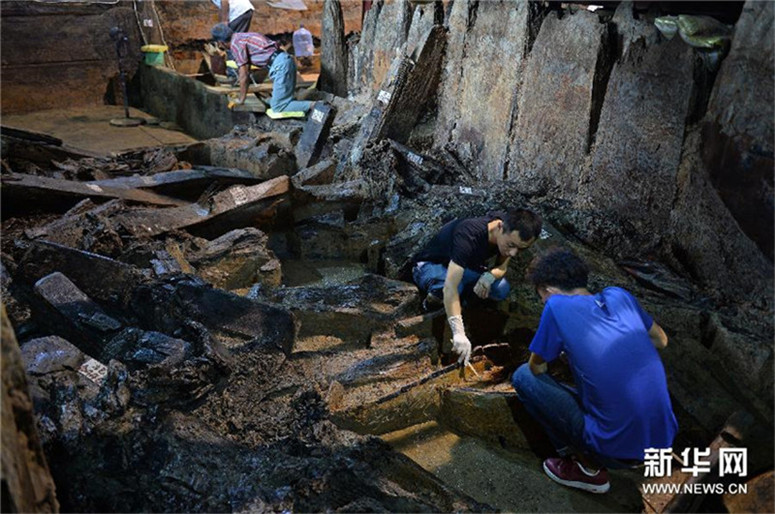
[412,208,542,365]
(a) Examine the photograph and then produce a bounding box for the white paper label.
[78,358,108,384]
[459,186,473,195]
[377,90,392,104]
[143,19,154,27]
[231,187,248,206]
[407,152,423,166]
[311,109,325,123]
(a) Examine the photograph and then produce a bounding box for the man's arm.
[443,261,465,317]
[490,254,510,280]
[444,261,472,365]
[237,64,248,103]
[220,0,229,23]
[648,321,668,349]
[528,352,547,375]
[474,255,509,298]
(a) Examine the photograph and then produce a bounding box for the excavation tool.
[375,360,482,406]
[109,27,145,127]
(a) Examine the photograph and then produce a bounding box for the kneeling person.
[512,247,677,493]
[412,209,542,365]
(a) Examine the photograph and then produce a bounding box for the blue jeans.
[268,52,311,113]
[511,364,636,470]
[411,262,510,302]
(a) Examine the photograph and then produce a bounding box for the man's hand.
[227,94,244,110]
[473,271,496,299]
[448,315,471,366]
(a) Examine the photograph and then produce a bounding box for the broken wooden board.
[111,175,290,238]
[349,25,445,165]
[130,276,297,356]
[1,172,188,216]
[33,271,123,357]
[86,166,263,200]
[291,158,336,188]
[17,240,149,308]
[295,102,336,169]
[205,79,317,96]
[231,96,268,113]
[267,273,418,346]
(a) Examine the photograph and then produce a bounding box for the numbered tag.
[311,109,325,123]
[407,152,423,166]
[78,358,108,384]
[231,186,248,206]
[459,186,473,195]
[377,90,392,104]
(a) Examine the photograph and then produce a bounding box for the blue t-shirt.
[529,287,677,460]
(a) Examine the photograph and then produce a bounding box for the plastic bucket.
[141,44,168,66]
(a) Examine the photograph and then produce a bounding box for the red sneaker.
[543,457,610,493]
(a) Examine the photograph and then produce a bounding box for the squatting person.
[512,247,677,493]
[411,209,543,365]
[211,23,312,114]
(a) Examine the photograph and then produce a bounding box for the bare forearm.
[529,353,547,375]
[238,65,248,102]
[649,322,668,349]
[443,284,462,318]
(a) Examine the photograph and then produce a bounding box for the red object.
[362,0,373,24]
[543,457,611,494]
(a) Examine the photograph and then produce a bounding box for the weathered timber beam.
[112,175,290,238]
[86,167,263,197]
[1,173,188,216]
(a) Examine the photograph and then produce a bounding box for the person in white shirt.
[211,0,254,33]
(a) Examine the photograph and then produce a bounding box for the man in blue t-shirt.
[512,247,677,494]
[412,209,542,365]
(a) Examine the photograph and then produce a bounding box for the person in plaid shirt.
[212,23,312,114]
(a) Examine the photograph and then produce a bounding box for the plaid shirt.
[231,33,278,68]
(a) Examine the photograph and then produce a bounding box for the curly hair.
[526,247,589,290]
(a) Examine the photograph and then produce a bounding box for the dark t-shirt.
[413,212,505,272]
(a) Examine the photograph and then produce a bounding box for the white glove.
[473,271,496,299]
[448,315,471,366]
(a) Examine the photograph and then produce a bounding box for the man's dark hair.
[502,208,542,242]
[526,247,589,290]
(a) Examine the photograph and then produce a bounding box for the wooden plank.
[1,173,189,215]
[320,0,348,97]
[231,96,267,113]
[86,167,262,194]
[112,175,290,238]
[295,102,336,168]
[204,79,317,96]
